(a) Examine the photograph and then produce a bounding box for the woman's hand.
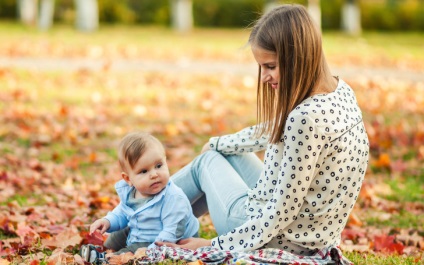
[89,218,110,235]
[155,238,211,250]
[200,142,211,154]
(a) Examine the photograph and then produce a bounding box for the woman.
[168,2,368,254]
[109,3,369,264]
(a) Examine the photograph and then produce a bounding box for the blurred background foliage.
[0,0,423,31]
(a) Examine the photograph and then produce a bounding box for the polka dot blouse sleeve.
[211,113,328,251]
[208,125,269,155]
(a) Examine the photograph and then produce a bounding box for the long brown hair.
[249,4,330,144]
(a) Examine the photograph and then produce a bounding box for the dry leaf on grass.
[107,252,134,265]
[134,247,147,258]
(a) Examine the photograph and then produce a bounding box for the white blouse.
[209,79,369,254]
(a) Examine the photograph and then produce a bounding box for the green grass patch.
[0,194,48,207]
[322,31,424,63]
[365,209,424,230]
[345,251,423,265]
[1,22,424,66]
[198,225,218,240]
[385,174,424,203]
[1,194,28,206]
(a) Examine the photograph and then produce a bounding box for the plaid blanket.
[135,246,353,265]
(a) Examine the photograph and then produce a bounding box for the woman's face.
[251,46,280,89]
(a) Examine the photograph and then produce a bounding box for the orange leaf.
[374,153,391,168]
[89,152,97,163]
[346,212,363,227]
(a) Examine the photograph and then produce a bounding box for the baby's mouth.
[151,181,161,187]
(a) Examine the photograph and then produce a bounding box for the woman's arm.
[208,125,269,155]
[210,114,327,251]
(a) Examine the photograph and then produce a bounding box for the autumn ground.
[0,23,423,264]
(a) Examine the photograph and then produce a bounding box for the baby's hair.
[118,132,164,172]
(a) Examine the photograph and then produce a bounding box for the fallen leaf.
[373,235,404,254]
[107,252,134,265]
[42,227,82,249]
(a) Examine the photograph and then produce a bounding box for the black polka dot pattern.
[210,79,369,253]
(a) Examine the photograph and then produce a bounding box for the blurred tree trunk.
[38,0,54,30]
[170,0,193,32]
[264,0,280,14]
[74,0,98,32]
[308,0,321,30]
[342,0,361,35]
[18,0,38,25]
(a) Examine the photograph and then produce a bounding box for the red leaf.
[15,222,39,247]
[341,228,365,241]
[80,230,106,247]
[374,235,404,254]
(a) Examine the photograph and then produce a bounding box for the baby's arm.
[151,194,197,248]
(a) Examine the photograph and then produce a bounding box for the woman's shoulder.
[294,79,358,112]
[289,79,362,129]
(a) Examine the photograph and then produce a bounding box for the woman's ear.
[121,172,132,186]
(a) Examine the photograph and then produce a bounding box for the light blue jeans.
[171,151,262,235]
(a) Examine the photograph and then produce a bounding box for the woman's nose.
[261,70,270,83]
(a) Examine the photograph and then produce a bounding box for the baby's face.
[125,144,169,198]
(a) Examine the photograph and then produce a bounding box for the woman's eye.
[267,66,276,70]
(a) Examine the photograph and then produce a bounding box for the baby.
[81,131,199,263]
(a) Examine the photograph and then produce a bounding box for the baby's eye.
[156,163,163,169]
[140,169,148,174]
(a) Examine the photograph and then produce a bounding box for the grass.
[385,174,424,203]
[365,209,424,230]
[345,252,423,265]
[0,22,424,69]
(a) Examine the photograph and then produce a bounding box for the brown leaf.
[42,227,82,249]
[47,248,75,264]
[107,252,134,265]
[133,247,147,259]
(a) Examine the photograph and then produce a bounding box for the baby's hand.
[89,218,110,235]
